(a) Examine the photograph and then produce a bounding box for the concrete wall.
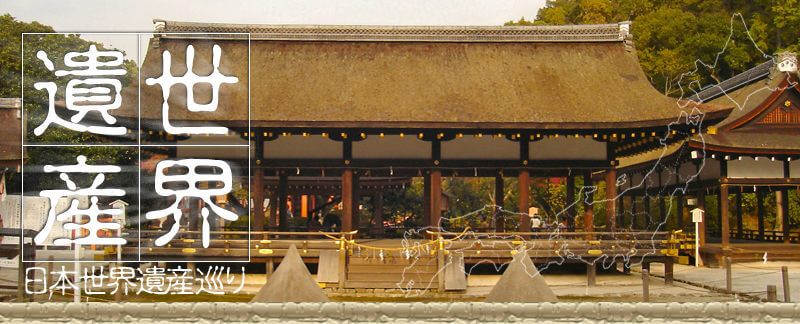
[0,302,796,322]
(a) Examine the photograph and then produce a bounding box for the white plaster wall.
[529,137,606,160]
[353,135,430,159]
[727,157,784,178]
[441,136,518,160]
[790,160,800,178]
[263,135,341,159]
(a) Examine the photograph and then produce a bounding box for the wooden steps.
[344,256,439,289]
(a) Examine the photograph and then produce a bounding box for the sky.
[4,0,547,60]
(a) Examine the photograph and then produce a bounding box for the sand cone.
[484,249,558,302]
[251,244,330,302]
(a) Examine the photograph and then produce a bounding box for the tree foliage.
[507,1,800,96]
[1,14,137,200]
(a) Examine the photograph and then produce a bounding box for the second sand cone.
[484,249,558,302]
[251,244,330,302]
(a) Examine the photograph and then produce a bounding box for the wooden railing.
[728,229,800,243]
[117,229,690,290]
[0,228,38,302]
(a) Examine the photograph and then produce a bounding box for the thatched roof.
[119,21,730,130]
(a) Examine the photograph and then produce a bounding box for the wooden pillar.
[518,170,531,232]
[631,195,638,229]
[781,189,790,243]
[341,169,353,232]
[253,168,265,236]
[423,173,431,228]
[269,191,278,228]
[658,170,665,226]
[301,195,308,218]
[587,263,596,287]
[736,191,743,239]
[783,160,791,243]
[189,197,200,230]
[697,190,706,246]
[757,188,765,241]
[371,193,384,237]
[676,170,684,230]
[494,175,505,232]
[664,257,674,285]
[618,195,626,228]
[430,170,442,230]
[717,191,723,237]
[643,178,651,230]
[278,172,289,231]
[677,194,685,230]
[605,169,617,231]
[659,194,666,229]
[566,175,576,230]
[720,184,730,248]
[583,171,594,234]
[352,172,361,231]
[253,131,265,236]
[266,258,274,279]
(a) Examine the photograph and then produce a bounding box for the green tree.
[508,1,800,96]
[1,14,137,201]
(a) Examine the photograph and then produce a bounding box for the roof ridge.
[688,60,773,103]
[153,19,630,43]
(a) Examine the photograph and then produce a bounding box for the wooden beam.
[605,169,617,231]
[518,170,530,232]
[343,140,352,162]
[494,175,505,232]
[720,184,730,248]
[341,169,353,231]
[431,170,443,230]
[721,178,800,186]
[257,158,611,169]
